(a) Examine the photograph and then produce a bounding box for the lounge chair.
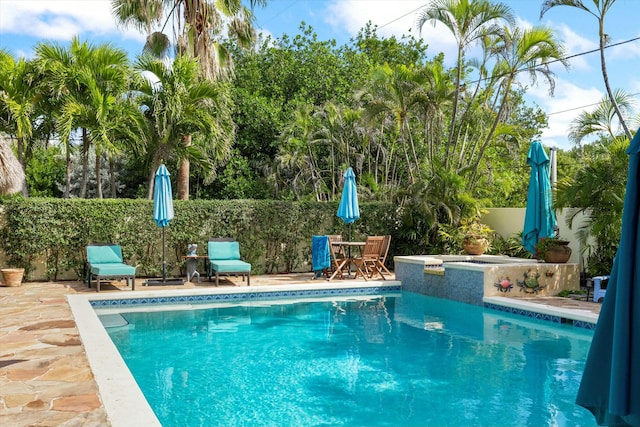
[207,240,251,286]
[86,244,136,292]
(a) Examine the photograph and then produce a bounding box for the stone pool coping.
[483,296,599,329]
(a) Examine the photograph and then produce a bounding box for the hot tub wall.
[482,263,580,298]
[395,255,580,305]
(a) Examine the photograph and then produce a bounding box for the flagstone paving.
[0,274,600,426]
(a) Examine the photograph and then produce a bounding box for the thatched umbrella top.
[0,136,25,195]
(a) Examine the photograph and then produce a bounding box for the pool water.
[104,292,596,427]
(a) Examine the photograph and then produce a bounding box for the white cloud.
[325,0,458,62]
[527,79,603,149]
[0,0,145,42]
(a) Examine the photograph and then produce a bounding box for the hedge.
[0,198,400,281]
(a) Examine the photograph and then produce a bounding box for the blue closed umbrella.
[522,141,556,255]
[576,129,640,426]
[153,164,174,282]
[337,167,360,241]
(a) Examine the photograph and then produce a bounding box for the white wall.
[482,208,592,269]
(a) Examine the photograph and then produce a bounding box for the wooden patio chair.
[327,235,348,280]
[377,235,392,275]
[353,236,386,281]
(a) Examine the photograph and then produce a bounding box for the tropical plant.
[540,0,633,141]
[132,55,235,199]
[0,49,36,196]
[416,0,515,164]
[568,89,637,146]
[112,0,266,81]
[555,137,629,275]
[33,38,132,198]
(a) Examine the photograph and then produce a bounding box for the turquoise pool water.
[103,292,596,427]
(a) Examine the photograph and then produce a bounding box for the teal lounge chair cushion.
[208,241,241,260]
[90,263,136,276]
[87,245,124,264]
[211,260,251,273]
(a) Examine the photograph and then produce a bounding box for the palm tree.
[113,0,266,197]
[359,63,424,184]
[466,25,568,189]
[34,38,131,198]
[540,0,633,142]
[0,136,26,195]
[416,0,514,165]
[112,0,266,81]
[0,50,36,196]
[133,55,234,199]
[568,89,637,145]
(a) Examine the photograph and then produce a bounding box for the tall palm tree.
[34,38,131,198]
[113,0,265,197]
[133,55,234,199]
[568,89,637,145]
[467,25,568,188]
[0,50,36,196]
[416,0,514,164]
[359,63,424,184]
[0,136,26,195]
[540,0,633,142]
[112,0,266,81]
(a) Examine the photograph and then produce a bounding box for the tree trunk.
[65,141,71,198]
[598,18,632,141]
[109,157,116,198]
[16,136,28,197]
[95,147,103,199]
[80,128,89,198]
[177,135,191,200]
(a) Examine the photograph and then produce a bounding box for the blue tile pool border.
[89,285,402,309]
[483,301,596,330]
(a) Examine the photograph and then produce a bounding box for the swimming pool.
[100,291,595,427]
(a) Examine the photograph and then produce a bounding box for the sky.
[1,0,639,151]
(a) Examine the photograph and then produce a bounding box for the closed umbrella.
[576,129,640,426]
[522,141,556,255]
[148,164,183,285]
[337,167,360,242]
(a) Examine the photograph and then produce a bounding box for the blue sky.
[1,0,638,150]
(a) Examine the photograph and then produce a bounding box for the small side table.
[182,255,208,283]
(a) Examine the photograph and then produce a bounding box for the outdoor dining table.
[330,241,365,279]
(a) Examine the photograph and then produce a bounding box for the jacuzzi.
[394,254,580,305]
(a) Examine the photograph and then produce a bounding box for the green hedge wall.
[0,198,399,281]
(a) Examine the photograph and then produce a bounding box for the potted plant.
[534,236,572,263]
[459,219,493,255]
[0,267,25,287]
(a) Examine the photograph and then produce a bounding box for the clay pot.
[1,268,25,287]
[463,236,488,255]
[543,243,572,263]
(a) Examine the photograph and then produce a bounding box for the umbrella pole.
[162,226,167,282]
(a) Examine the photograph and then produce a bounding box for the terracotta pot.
[543,244,572,263]
[1,268,25,287]
[463,237,488,255]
